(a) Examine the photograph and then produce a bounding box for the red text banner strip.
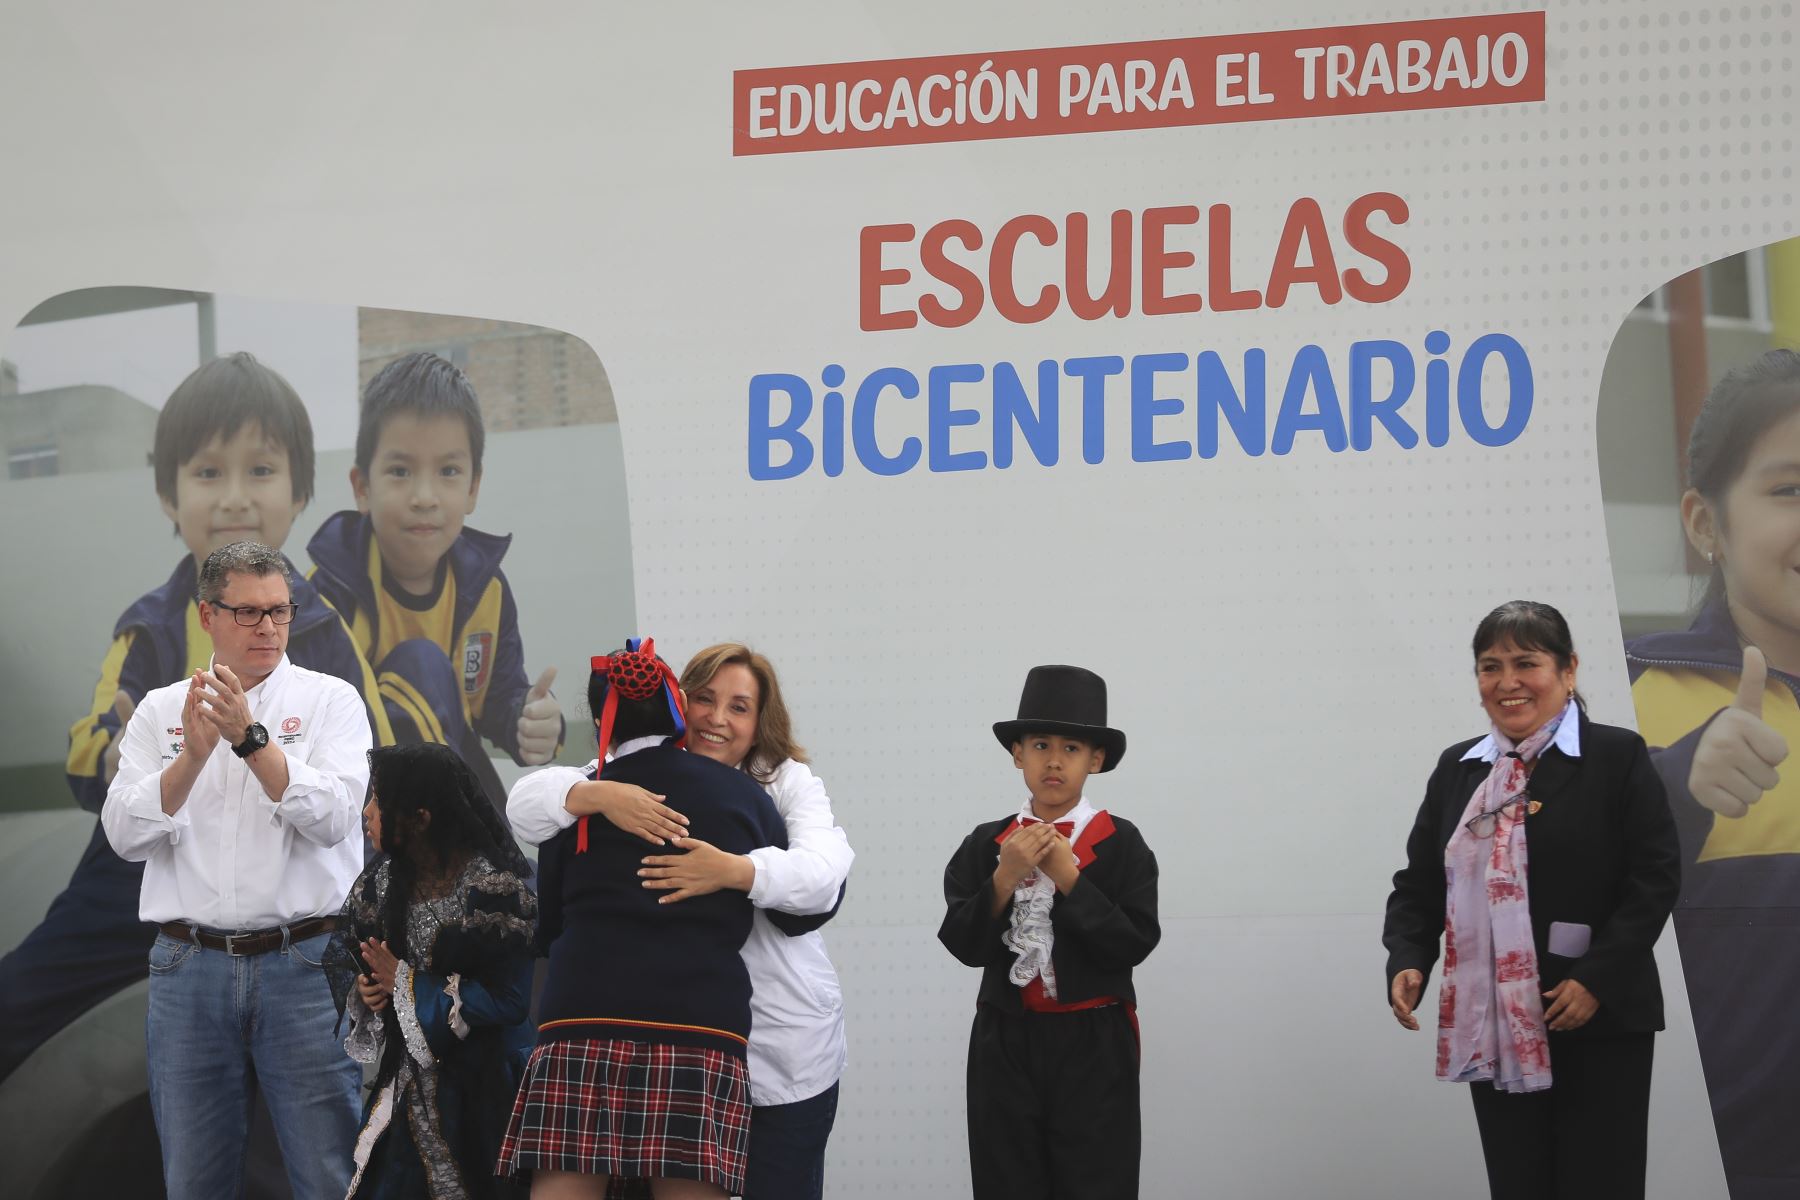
[733,11,1545,156]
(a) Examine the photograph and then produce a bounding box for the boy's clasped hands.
[991,821,1080,911]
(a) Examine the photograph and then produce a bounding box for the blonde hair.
[679,643,808,784]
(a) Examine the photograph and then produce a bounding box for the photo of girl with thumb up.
[1624,347,1800,1196]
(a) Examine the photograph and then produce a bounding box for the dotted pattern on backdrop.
[0,1,1789,1196]
[626,0,1800,922]
[607,4,1794,1195]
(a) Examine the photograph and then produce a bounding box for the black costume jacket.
[939,811,1160,1011]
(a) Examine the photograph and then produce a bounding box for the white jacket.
[508,755,851,1105]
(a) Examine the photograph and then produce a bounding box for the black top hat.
[992,664,1126,772]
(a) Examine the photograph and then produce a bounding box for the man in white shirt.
[102,541,369,1200]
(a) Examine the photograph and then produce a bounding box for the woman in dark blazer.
[1383,600,1681,1200]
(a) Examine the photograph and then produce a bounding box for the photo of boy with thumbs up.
[309,351,564,813]
[4,350,392,1090]
[1624,347,1800,1196]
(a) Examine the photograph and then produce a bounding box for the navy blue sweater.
[534,742,787,1057]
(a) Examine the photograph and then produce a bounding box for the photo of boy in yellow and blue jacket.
[308,351,563,815]
[0,351,389,1084]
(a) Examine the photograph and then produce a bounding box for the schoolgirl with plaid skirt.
[497,639,788,1198]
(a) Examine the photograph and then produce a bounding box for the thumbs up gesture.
[516,666,561,765]
[1689,646,1789,818]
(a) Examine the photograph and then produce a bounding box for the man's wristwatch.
[232,722,269,759]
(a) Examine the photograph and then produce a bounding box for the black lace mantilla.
[324,856,536,1043]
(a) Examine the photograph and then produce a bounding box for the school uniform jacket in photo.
[1383,713,1681,1039]
[0,555,388,1084]
[1627,601,1800,1194]
[938,810,1160,1015]
[508,755,851,1106]
[308,510,561,809]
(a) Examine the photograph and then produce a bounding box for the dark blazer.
[1382,714,1681,1035]
[939,813,1160,1012]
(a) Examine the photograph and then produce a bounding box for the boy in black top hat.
[938,664,1161,1200]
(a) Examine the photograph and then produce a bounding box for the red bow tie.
[1021,817,1074,837]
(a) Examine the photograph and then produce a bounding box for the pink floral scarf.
[1436,710,1565,1094]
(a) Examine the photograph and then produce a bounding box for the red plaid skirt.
[495,1038,751,1191]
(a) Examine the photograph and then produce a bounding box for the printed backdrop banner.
[2,2,1790,1196]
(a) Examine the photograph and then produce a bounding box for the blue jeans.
[742,1081,840,1200]
[146,928,361,1200]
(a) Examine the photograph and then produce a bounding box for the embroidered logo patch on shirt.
[281,716,301,734]
[277,715,305,746]
[463,631,492,695]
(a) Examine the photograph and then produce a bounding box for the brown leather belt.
[159,916,339,956]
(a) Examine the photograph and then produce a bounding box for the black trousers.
[966,1004,1139,1200]
[1468,1031,1655,1200]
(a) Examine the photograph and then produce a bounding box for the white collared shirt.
[1460,698,1583,763]
[612,734,667,759]
[101,655,372,928]
[507,753,852,1105]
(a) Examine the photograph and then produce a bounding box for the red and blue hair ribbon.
[578,636,687,852]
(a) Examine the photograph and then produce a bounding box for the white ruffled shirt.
[1003,795,1099,998]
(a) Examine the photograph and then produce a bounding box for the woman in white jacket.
[507,642,851,1200]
